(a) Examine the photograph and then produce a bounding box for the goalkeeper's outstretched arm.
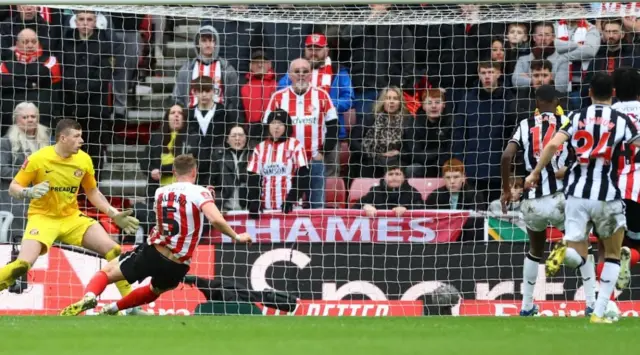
[85,187,139,235]
[9,179,49,200]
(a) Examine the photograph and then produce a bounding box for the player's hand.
[524,172,540,190]
[109,209,140,235]
[24,180,49,199]
[555,167,568,180]
[500,190,512,214]
[235,232,252,245]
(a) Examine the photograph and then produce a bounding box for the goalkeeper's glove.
[22,181,49,199]
[108,209,140,235]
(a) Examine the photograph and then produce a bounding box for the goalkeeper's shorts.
[119,243,189,291]
[23,213,97,255]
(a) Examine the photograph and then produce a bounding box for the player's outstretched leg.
[520,229,545,316]
[546,239,596,314]
[0,240,41,291]
[60,258,125,316]
[100,284,161,315]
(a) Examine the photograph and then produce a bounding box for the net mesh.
[0,3,638,317]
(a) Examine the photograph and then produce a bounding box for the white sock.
[564,247,583,269]
[579,258,596,309]
[595,261,620,318]
[521,253,540,311]
[85,292,96,299]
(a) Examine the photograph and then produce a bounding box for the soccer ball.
[604,301,621,321]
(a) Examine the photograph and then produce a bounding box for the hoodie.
[172,24,244,123]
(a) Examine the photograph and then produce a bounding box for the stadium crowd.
[0,3,639,242]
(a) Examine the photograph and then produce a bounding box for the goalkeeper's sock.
[115,280,133,297]
[521,253,539,312]
[115,285,159,312]
[594,259,620,318]
[85,271,109,297]
[579,258,596,309]
[0,259,30,290]
[563,247,583,269]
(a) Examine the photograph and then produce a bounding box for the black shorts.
[119,243,190,291]
[624,199,640,234]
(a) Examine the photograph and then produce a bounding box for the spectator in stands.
[453,61,517,203]
[488,176,522,215]
[350,87,408,179]
[588,18,640,76]
[262,5,314,77]
[61,10,121,175]
[554,4,601,109]
[404,88,453,178]
[513,21,570,93]
[205,6,263,81]
[425,159,486,211]
[277,33,354,177]
[353,166,424,217]
[506,22,530,57]
[338,4,415,115]
[247,109,309,216]
[211,125,249,212]
[0,102,50,239]
[0,6,63,60]
[140,104,193,202]
[263,58,338,209]
[241,50,276,148]
[515,60,569,122]
[187,76,235,186]
[108,11,145,119]
[173,23,242,123]
[0,28,61,133]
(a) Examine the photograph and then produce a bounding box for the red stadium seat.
[348,178,379,207]
[408,178,445,200]
[325,177,347,208]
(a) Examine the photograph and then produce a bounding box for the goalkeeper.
[0,119,139,301]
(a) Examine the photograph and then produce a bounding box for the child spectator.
[353,166,424,217]
[488,176,523,215]
[211,125,250,212]
[404,88,453,178]
[241,50,276,148]
[425,159,486,211]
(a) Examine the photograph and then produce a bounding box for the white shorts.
[564,196,627,242]
[520,192,566,232]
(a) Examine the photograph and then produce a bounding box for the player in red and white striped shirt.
[60,154,252,316]
[263,59,337,208]
[248,109,309,215]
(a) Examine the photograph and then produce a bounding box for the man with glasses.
[263,58,338,209]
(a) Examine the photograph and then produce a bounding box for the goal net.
[0,2,639,317]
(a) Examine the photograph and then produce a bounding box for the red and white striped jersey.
[188,60,224,107]
[247,137,308,209]
[263,87,337,159]
[148,182,214,264]
[614,100,640,202]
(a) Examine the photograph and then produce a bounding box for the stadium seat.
[407,178,445,200]
[339,141,350,177]
[348,178,379,207]
[325,177,347,209]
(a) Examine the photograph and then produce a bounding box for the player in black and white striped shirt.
[501,85,574,316]
[525,73,640,323]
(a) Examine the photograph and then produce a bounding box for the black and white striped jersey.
[510,112,571,199]
[561,104,640,201]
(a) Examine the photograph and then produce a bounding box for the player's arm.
[201,201,251,243]
[533,133,569,174]
[500,142,518,192]
[9,158,49,200]
[84,186,139,235]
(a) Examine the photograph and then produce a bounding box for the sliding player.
[526,73,640,323]
[60,154,252,316]
[0,119,140,302]
[500,85,585,316]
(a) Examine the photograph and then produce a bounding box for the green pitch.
[1,317,639,355]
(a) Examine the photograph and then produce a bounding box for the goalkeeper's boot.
[0,279,15,292]
[519,304,539,317]
[59,295,97,316]
[126,306,153,316]
[617,246,632,290]
[7,237,27,294]
[590,314,614,324]
[545,241,567,277]
[585,306,594,317]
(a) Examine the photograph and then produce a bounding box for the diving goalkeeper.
[0,119,140,302]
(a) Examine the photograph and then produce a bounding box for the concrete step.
[173,17,201,27]
[156,58,187,77]
[137,92,172,109]
[107,144,146,163]
[145,76,175,93]
[99,179,147,197]
[174,25,199,41]
[102,162,141,171]
[164,41,196,59]
[127,110,165,123]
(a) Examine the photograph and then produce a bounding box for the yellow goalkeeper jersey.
[14,145,97,218]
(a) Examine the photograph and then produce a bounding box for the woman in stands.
[211,125,250,212]
[350,86,410,179]
[0,101,50,242]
